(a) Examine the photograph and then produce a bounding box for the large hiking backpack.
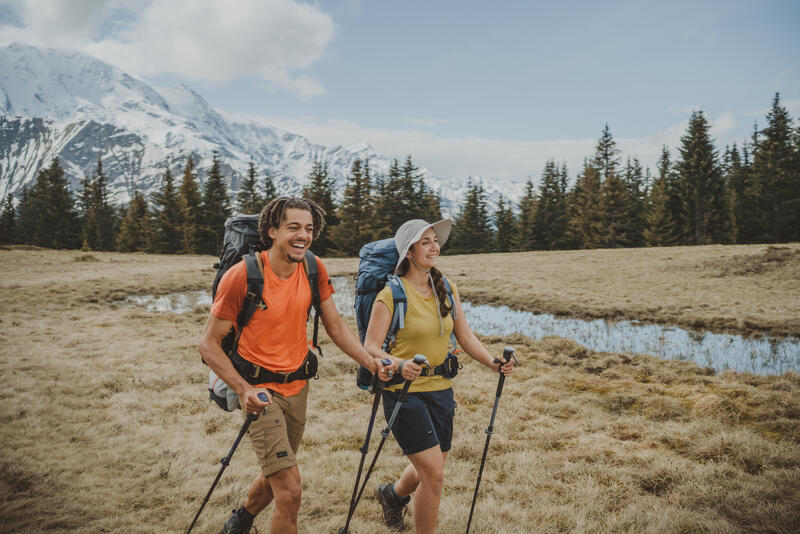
[207,214,322,411]
[353,238,458,389]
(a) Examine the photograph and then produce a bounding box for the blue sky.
[1,0,798,182]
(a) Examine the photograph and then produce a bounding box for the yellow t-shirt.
[375,276,458,393]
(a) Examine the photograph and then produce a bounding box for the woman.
[364,218,514,533]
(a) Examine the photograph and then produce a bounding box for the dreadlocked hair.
[258,197,326,249]
[397,257,452,318]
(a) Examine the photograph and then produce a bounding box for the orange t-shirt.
[211,250,334,397]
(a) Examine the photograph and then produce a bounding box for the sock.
[390,484,411,506]
[237,506,255,525]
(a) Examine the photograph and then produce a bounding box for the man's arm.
[199,314,271,413]
[318,297,379,374]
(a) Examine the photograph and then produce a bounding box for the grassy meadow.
[1,243,799,533]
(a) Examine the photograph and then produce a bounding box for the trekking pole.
[186,392,268,534]
[339,354,428,534]
[339,359,391,534]
[465,347,516,534]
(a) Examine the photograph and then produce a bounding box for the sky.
[1,0,799,183]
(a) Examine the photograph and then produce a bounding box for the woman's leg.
[403,448,448,534]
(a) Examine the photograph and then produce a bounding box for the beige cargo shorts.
[244,382,309,477]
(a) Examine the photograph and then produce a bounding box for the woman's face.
[407,227,440,270]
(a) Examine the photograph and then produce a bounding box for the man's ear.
[268,225,277,240]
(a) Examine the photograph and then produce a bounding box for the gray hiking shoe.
[376,483,408,530]
[220,508,254,534]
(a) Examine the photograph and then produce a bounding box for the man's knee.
[269,468,302,511]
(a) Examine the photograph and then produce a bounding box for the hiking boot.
[375,483,408,530]
[220,507,254,534]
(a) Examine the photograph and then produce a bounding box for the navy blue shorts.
[381,388,455,456]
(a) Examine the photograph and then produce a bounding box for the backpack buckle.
[277,371,291,384]
[248,366,261,380]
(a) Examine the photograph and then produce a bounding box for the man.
[199,197,381,534]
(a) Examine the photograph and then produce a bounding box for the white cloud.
[0,0,334,99]
[252,115,693,182]
[401,117,452,128]
[710,111,736,138]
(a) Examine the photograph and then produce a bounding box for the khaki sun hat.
[394,218,453,274]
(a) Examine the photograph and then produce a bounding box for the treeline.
[1,93,798,256]
[449,94,800,253]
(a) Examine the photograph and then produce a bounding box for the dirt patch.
[700,245,800,277]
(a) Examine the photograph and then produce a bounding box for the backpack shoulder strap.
[238,252,264,329]
[230,252,265,354]
[302,250,323,355]
[442,276,459,352]
[302,250,321,316]
[383,274,407,351]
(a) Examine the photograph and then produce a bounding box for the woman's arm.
[364,300,421,381]
[452,293,514,376]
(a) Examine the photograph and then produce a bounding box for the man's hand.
[240,386,271,415]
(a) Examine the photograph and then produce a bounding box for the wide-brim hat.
[394,218,453,274]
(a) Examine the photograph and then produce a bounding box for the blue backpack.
[353,238,458,388]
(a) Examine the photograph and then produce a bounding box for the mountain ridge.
[0,43,519,212]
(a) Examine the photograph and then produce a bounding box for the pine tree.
[178,155,201,254]
[678,111,733,244]
[236,161,265,215]
[199,152,232,255]
[644,147,678,246]
[151,167,182,253]
[26,158,81,249]
[16,187,34,245]
[514,179,537,251]
[602,170,632,248]
[331,159,373,256]
[116,190,152,252]
[400,155,421,219]
[379,159,406,235]
[752,93,799,242]
[727,143,762,243]
[532,160,569,249]
[302,159,338,255]
[592,124,621,182]
[568,162,605,249]
[78,172,97,250]
[450,180,492,254]
[0,193,15,245]
[622,157,647,246]
[493,196,517,252]
[263,168,277,207]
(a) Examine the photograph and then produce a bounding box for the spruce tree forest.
[1,94,799,256]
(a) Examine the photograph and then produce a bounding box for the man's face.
[268,208,314,263]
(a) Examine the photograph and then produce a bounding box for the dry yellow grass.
[1,245,799,533]
[326,243,800,338]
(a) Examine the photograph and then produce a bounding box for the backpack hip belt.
[230,349,319,386]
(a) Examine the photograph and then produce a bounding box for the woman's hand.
[399,358,423,381]
[495,357,514,377]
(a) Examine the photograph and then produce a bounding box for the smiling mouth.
[291,242,307,251]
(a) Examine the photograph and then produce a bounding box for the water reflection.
[329,277,800,376]
[119,278,800,375]
[122,290,211,313]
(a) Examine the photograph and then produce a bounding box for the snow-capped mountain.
[0,43,516,212]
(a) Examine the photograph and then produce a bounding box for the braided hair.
[258,197,326,249]
[397,255,452,318]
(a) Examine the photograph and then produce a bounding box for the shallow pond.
[121,276,800,376]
